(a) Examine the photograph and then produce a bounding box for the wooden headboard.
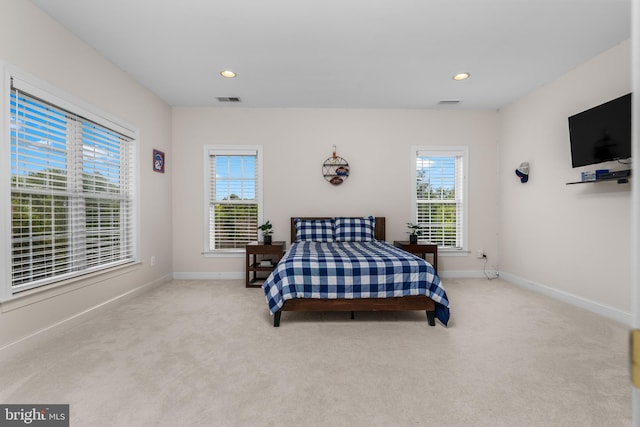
[290,217,386,242]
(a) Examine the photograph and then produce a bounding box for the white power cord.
[482,256,499,280]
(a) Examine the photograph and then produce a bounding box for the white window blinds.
[207,149,260,251]
[10,79,136,293]
[414,148,467,249]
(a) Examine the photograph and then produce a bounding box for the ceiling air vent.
[438,100,461,105]
[216,97,242,103]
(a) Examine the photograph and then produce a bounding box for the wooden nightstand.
[245,241,286,288]
[393,241,438,273]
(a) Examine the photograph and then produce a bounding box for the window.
[412,146,468,250]
[4,72,137,296]
[205,146,263,253]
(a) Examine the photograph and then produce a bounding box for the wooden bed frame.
[272,217,437,327]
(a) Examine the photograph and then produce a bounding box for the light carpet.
[0,278,631,426]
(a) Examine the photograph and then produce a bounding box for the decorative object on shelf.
[258,220,273,244]
[323,145,350,185]
[515,161,529,183]
[567,169,631,185]
[153,149,165,173]
[581,171,596,182]
[406,222,421,244]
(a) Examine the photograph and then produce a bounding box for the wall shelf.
[566,170,631,185]
[322,156,350,185]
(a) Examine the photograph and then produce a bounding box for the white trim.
[499,271,631,326]
[9,67,136,137]
[173,271,244,280]
[410,145,469,251]
[415,145,468,157]
[172,269,488,281]
[1,261,142,308]
[202,144,263,256]
[201,251,245,258]
[438,270,497,279]
[173,267,630,326]
[1,61,141,300]
[0,273,171,358]
[0,62,11,301]
[437,249,472,257]
[207,148,258,156]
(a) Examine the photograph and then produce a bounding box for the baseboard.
[0,273,172,358]
[499,271,631,326]
[173,272,244,280]
[173,270,494,281]
[439,270,499,279]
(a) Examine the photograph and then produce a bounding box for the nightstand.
[393,241,438,273]
[245,241,285,288]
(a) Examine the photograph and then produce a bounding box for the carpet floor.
[0,278,631,426]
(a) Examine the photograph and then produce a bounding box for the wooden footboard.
[273,295,436,327]
[275,216,439,328]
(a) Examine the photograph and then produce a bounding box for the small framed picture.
[153,149,165,173]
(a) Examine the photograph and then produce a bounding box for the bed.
[262,216,450,327]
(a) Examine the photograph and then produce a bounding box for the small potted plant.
[258,220,273,244]
[406,222,421,244]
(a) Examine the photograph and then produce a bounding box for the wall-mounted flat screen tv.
[568,93,632,168]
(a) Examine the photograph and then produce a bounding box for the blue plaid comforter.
[262,241,450,325]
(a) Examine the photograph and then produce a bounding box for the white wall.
[2,0,630,351]
[172,108,499,277]
[498,40,632,321]
[0,0,173,348]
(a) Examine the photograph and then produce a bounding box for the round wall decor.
[323,147,349,185]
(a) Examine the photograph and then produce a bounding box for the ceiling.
[30,0,631,110]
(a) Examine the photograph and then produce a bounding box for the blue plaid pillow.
[334,216,375,241]
[294,218,335,242]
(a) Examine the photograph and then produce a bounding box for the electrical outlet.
[476,250,485,259]
[150,256,156,266]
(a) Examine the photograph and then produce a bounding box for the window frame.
[202,145,263,257]
[0,63,140,301]
[411,145,469,254]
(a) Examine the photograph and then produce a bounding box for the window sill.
[202,250,245,258]
[1,261,142,312]
[438,249,471,257]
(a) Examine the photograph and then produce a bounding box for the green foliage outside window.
[213,203,258,249]
[11,169,125,286]
[416,167,459,247]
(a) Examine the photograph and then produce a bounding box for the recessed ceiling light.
[453,72,470,81]
[220,70,237,78]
